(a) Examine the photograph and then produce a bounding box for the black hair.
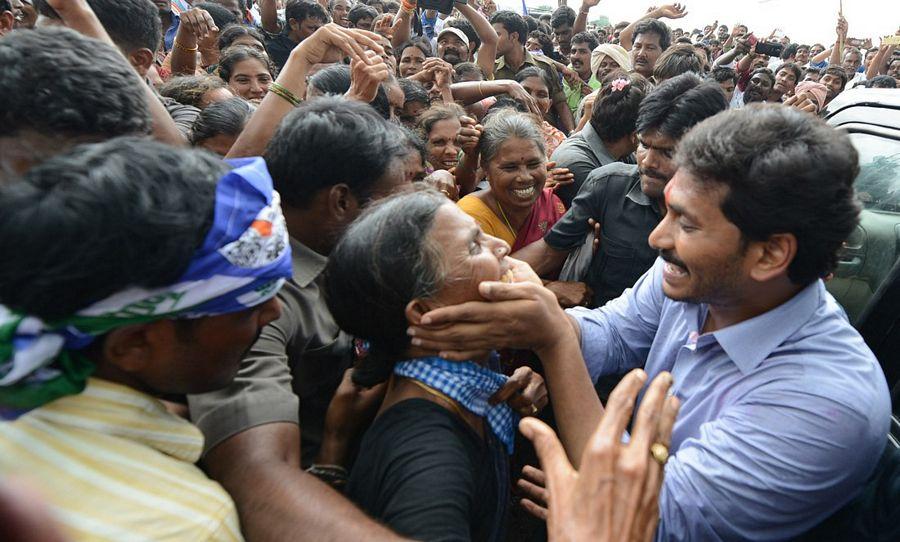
[591,71,651,142]
[218,45,276,82]
[398,78,429,106]
[452,62,484,82]
[677,105,860,285]
[190,97,253,146]
[265,96,405,208]
[711,66,738,85]
[348,3,377,25]
[487,95,529,114]
[217,23,266,52]
[674,36,692,45]
[324,187,448,385]
[749,67,775,86]
[867,75,897,89]
[653,44,702,81]
[159,75,230,109]
[396,38,432,65]
[369,76,399,120]
[524,15,540,33]
[382,0,400,13]
[285,0,328,23]
[823,66,848,90]
[0,27,150,141]
[308,63,351,96]
[774,62,802,84]
[400,126,428,166]
[781,42,799,60]
[803,66,822,78]
[570,31,599,52]
[635,72,728,140]
[0,0,11,12]
[491,11,527,45]
[633,18,671,51]
[515,65,553,91]
[445,18,479,52]
[528,30,556,58]
[194,2,239,29]
[550,6,575,30]
[0,137,225,321]
[35,0,161,53]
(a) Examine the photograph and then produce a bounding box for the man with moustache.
[631,18,670,79]
[516,74,728,308]
[561,31,600,118]
[435,3,498,79]
[407,104,890,540]
[740,67,774,107]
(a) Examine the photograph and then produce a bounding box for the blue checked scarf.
[394,356,518,454]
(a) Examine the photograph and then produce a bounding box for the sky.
[496,0,900,46]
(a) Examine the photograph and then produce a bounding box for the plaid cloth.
[394,356,518,454]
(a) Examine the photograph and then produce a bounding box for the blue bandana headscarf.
[0,157,293,418]
[394,356,519,454]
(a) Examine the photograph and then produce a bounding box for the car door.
[825,111,900,326]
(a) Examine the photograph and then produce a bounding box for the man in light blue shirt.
[407,104,891,540]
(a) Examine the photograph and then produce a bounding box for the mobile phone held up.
[747,33,784,58]
[418,0,464,16]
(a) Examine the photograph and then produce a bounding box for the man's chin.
[640,176,666,199]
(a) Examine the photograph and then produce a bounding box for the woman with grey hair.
[325,187,547,542]
[457,110,566,254]
[324,187,676,541]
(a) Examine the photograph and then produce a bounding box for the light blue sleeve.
[566,258,666,382]
[656,376,888,541]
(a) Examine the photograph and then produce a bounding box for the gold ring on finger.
[529,404,538,416]
[650,442,669,466]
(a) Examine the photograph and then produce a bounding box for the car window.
[851,133,900,213]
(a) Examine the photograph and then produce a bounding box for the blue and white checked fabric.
[394,356,518,454]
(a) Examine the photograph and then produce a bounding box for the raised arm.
[227,24,385,159]
[620,3,687,51]
[866,43,896,79]
[170,8,218,76]
[390,1,416,49]
[573,0,601,36]
[259,0,281,34]
[455,2,498,80]
[829,14,847,68]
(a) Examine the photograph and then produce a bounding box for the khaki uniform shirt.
[494,50,567,108]
[188,238,353,466]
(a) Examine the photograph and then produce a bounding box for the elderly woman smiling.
[324,188,548,542]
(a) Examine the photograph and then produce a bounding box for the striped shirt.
[0,378,243,541]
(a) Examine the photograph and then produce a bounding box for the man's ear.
[127,48,155,78]
[749,232,797,283]
[326,183,361,223]
[0,11,14,35]
[101,320,177,375]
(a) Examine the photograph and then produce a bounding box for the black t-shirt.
[347,399,508,542]
[544,162,663,307]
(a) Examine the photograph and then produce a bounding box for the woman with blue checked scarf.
[324,186,550,542]
[0,137,291,541]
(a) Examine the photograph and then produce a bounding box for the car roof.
[824,89,900,137]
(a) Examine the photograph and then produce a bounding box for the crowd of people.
[0,0,897,540]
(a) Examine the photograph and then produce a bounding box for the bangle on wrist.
[268,81,303,107]
[173,40,198,53]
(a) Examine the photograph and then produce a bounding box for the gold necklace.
[495,199,517,240]
[406,379,468,421]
